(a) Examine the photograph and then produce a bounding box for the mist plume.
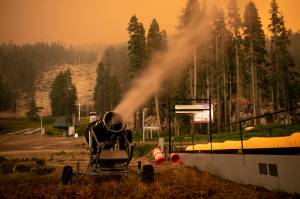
[114,2,212,122]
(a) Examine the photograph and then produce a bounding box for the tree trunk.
[194,49,197,99]
[154,93,162,133]
[217,78,221,133]
[189,65,194,99]
[189,49,197,135]
[174,117,179,136]
[189,65,194,135]
[222,36,227,132]
[271,88,275,123]
[235,43,240,123]
[229,73,232,132]
[250,40,256,124]
[276,64,280,112]
[216,36,221,133]
[256,84,261,125]
[206,63,210,135]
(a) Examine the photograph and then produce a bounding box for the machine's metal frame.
[61,111,154,185]
[87,126,134,175]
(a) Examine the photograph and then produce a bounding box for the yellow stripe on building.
[185,132,300,151]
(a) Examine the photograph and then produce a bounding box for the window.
[259,163,268,175]
[258,163,278,177]
[268,164,278,177]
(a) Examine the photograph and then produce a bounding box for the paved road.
[0,134,86,155]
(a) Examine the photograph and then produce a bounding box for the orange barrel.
[152,148,164,164]
[170,153,180,164]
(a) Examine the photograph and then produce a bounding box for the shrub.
[31,157,46,166]
[32,166,55,175]
[0,156,8,163]
[0,160,13,174]
[56,151,66,156]
[15,164,32,173]
[134,143,156,157]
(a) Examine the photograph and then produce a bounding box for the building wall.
[179,153,300,194]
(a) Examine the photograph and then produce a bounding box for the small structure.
[142,113,160,142]
[53,115,76,136]
[89,111,98,123]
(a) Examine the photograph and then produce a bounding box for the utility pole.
[40,116,44,136]
[193,48,197,99]
[142,108,145,143]
[75,102,81,124]
[190,48,197,135]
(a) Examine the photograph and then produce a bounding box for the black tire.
[62,166,73,185]
[142,164,154,183]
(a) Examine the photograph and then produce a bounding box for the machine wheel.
[142,164,154,183]
[62,166,73,185]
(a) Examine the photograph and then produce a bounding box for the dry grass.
[0,133,297,199]
[0,164,295,199]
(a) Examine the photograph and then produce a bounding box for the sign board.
[175,104,213,124]
[90,116,97,123]
[89,112,98,123]
[193,109,213,123]
[175,104,210,113]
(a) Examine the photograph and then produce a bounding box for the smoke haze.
[114,4,211,121]
[1,0,299,45]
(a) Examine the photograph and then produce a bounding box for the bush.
[15,164,32,173]
[42,117,56,125]
[56,151,66,156]
[32,166,55,175]
[32,158,46,166]
[0,160,13,174]
[76,123,89,136]
[0,156,8,163]
[45,129,63,136]
[134,143,157,157]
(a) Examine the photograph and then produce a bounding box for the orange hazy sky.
[0,0,300,45]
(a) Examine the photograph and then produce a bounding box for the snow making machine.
[61,111,154,184]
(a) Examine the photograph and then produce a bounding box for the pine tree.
[93,45,130,116]
[268,0,296,111]
[177,0,203,134]
[94,49,113,115]
[147,19,162,57]
[26,93,42,120]
[178,0,201,31]
[94,61,107,115]
[127,15,147,76]
[289,32,300,107]
[227,0,242,123]
[147,18,168,132]
[209,9,231,132]
[243,1,267,122]
[160,30,168,50]
[127,15,147,130]
[49,69,77,116]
